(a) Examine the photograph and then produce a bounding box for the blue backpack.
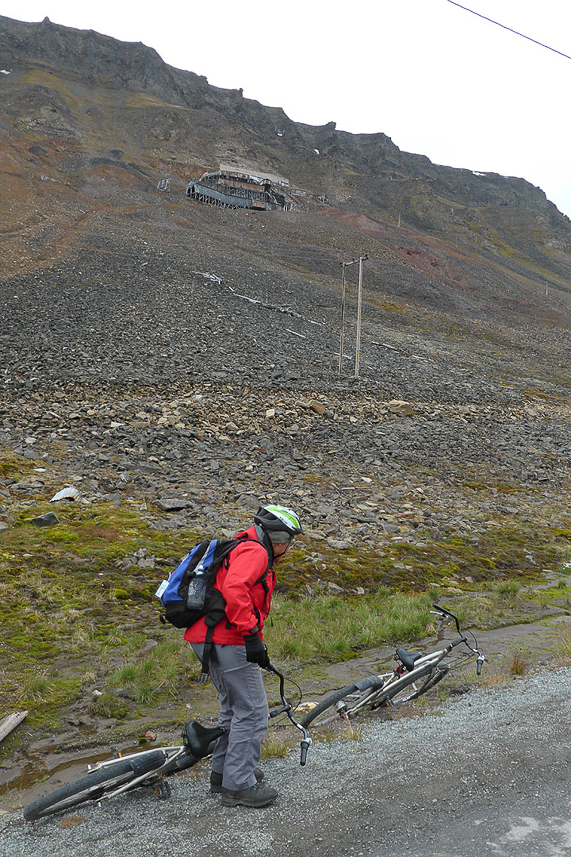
[156,535,270,680]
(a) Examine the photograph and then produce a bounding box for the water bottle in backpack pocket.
[156,538,225,629]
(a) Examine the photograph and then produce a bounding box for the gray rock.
[239,494,261,510]
[32,512,60,527]
[388,400,414,416]
[327,537,351,548]
[155,498,189,511]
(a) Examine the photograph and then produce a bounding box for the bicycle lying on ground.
[23,605,479,819]
[300,604,486,728]
[23,664,310,821]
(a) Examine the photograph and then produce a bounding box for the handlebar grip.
[476,656,485,676]
[300,740,310,767]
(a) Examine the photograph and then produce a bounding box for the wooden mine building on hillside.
[186,168,291,211]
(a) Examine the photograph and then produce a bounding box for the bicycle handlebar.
[432,603,461,634]
[432,604,485,675]
[264,662,312,766]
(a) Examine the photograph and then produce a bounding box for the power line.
[447,1,571,61]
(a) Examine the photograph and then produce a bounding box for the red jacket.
[184,525,275,645]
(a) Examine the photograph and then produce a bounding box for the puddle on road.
[0,747,113,797]
[0,732,165,806]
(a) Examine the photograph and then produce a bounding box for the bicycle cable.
[267,673,304,728]
[465,627,479,650]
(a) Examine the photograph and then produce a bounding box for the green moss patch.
[0,501,201,736]
[1,496,570,757]
[277,522,569,596]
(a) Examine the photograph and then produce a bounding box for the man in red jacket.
[185,504,303,808]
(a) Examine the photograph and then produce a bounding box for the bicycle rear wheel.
[23,749,167,821]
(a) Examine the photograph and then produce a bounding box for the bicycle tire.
[300,682,362,728]
[23,759,135,821]
[23,749,168,821]
[300,677,390,728]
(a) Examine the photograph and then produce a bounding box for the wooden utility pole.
[338,262,348,374]
[355,255,365,378]
[338,255,367,377]
[338,258,357,374]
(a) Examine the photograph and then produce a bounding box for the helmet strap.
[255,523,274,560]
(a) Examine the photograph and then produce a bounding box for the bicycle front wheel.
[23,749,168,821]
[300,678,387,728]
[300,683,361,728]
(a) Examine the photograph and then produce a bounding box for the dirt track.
[2,661,570,857]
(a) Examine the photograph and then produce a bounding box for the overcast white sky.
[2,1,571,217]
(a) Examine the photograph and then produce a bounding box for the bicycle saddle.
[183,721,225,759]
[396,647,422,672]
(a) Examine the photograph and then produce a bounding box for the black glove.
[244,631,270,668]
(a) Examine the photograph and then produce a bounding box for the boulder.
[388,400,414,417]
[32,512,60,527]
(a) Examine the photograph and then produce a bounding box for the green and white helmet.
[254,505,303,537]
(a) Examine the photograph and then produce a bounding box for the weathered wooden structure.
[0,711,27,743]
[186,170,291,211]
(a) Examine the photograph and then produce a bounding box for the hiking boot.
[220,782,278,808]
[210,767,264,794]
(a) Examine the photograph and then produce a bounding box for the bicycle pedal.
[154,779,172,800]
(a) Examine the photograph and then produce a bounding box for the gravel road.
[2,665,570,857]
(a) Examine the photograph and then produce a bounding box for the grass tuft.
[261,731,295,759]
[556,626,571,662]
[265,591,433,663]
[510,653,528,676]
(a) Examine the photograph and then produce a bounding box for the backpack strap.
[198,626,215,685]
[198,589,226,683]
[251,527,273,614]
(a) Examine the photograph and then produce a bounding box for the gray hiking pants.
[191,642,269,791]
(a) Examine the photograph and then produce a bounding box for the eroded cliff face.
[1,12,571,298]
[0,14,209,106]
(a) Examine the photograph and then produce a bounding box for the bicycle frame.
[90,745,187,800]
[73,718,227,803]
[377,604,484,701]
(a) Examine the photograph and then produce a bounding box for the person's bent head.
[254,505,303,560]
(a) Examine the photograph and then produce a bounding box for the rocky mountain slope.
[0,12,570,565]
[1,16,571,798]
